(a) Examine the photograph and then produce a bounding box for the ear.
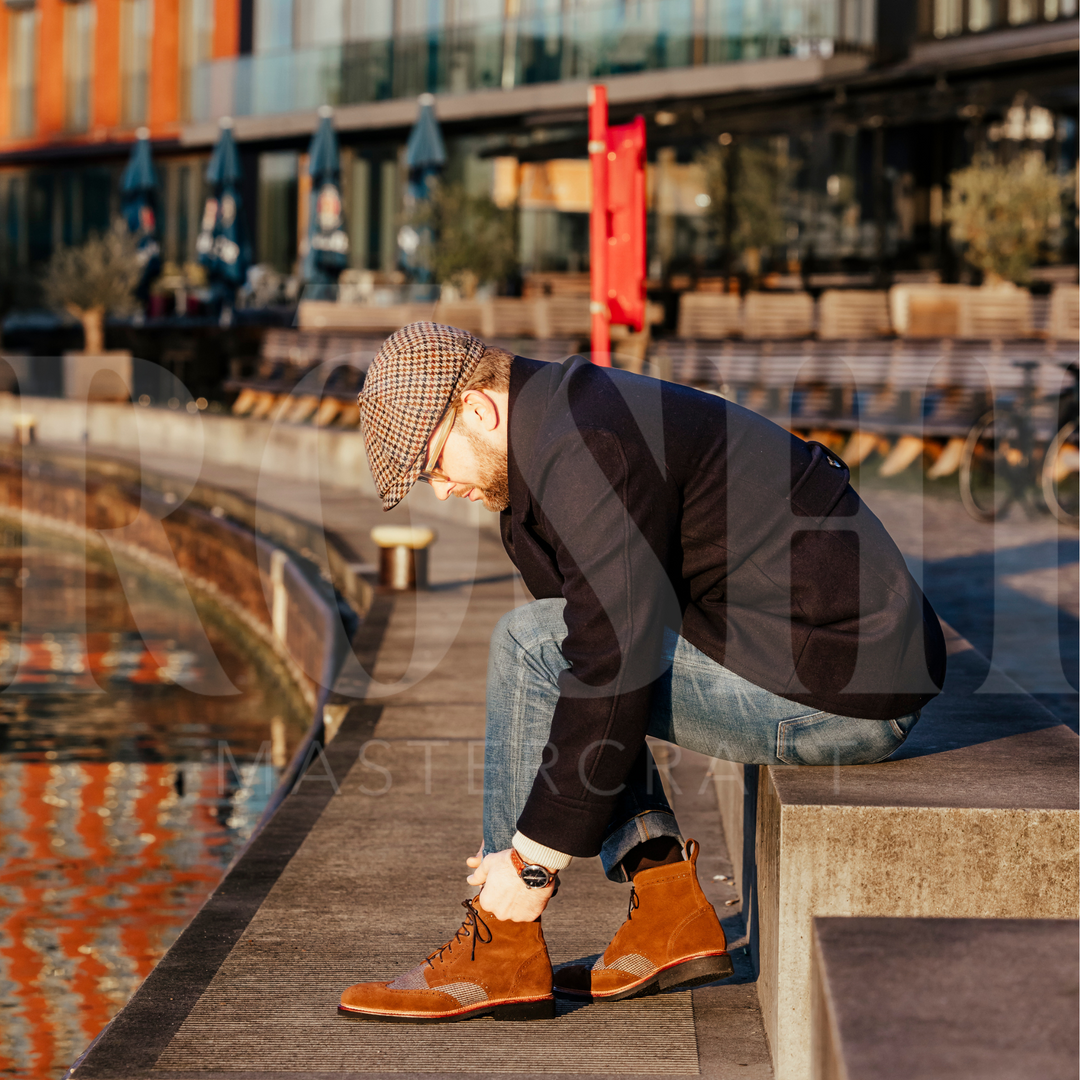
[460,389,500,432]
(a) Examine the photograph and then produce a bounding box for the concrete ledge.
[811,917,1079,1080]
[0,395,496,534]
[714,641,1078,1080]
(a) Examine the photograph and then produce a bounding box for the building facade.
[0,0,1076,307]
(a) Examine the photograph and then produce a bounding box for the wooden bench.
[481,298,540,339]
[817,289,892,340]
[743,292,815,339]
[1049,284,1080,342]
[296,300,436,332]
[227,329,378,426]
[677,293,743,339]
[957,287,1033,339]
[537,295,591,339]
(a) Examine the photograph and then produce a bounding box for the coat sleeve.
[513,425,682,858]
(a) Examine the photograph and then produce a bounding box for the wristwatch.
[510,846,558,889]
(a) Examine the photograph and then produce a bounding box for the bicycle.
[959,360,1079,524]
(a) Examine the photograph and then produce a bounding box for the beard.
[461,425,511,512]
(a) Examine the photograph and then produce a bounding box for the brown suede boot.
[553,839,733,1001]
[339,897,555,1022]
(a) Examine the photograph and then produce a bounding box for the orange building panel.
[212,0,238,59]
[37,0,65,136]
[150,0,180,129]
[0,11,10,144]
[94,0,122,130]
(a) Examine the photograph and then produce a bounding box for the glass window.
[257,151,299,272]
[967,0,1001,31]
[1007,0,1037,21]
[345,0,392,39]
[9,9,39,138]
[345,0,390,37]
[254,0,293,52]
[933,0,963,36]
[176,164,191,260]
[295,0,344,47]
[179,0,214,120]
[64,2,96,134]
[121,0,153,125]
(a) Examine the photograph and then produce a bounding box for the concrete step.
[811,917,1079,1080]
[714,635,1079,1080]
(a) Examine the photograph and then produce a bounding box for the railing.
[190,0,872,121]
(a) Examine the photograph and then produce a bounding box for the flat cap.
[358,322,487,510]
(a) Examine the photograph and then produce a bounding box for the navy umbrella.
[400,93,446,283]
[121,127,162,298]
[196,117,251,307]
[302,106,349,290]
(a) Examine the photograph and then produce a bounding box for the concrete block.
[811,917,1079,1080]
[717,642,1078,1080]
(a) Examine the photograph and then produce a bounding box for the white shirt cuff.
[512,831,573,872]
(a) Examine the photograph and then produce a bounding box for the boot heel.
[658,953,734,991]
[490,997,556,1021]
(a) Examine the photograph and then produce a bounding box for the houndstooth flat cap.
[358,322,488,510]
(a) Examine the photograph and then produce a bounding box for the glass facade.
[926,0,1077,37]
[8,8,38,139]
[190,0,875,121]
[179,0,215,122]
[120,0,153,126]
[64,1,96,134]
[257,151,299,272]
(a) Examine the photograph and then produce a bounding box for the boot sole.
[338,996,556,1024]
[554,952,735,1002]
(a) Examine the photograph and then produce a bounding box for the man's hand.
[465,847,554,922]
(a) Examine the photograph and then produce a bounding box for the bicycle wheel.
[959,409,1030,522]
[1042,419,1080,524]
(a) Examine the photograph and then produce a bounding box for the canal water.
[0,522,311,1079]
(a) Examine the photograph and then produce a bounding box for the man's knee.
[490,599,567,667]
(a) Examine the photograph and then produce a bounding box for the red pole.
[588,84,610,366]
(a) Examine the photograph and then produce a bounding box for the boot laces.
[426,898,493,967]
[627,884,640,921]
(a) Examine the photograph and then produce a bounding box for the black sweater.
[500,355,946,857]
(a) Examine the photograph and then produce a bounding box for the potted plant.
[408,181,518,298]
[946,152,1074,287]
[42,220,142,400]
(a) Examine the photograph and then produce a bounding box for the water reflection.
[0,527,309,1079]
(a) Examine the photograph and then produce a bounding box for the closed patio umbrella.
[196,117,251,308]
[120,126,161,299]
[302,106,349,290]
[400,93,446,284]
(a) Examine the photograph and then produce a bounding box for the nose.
[431,480,452,501]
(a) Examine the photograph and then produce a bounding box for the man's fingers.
[466,852,493,886]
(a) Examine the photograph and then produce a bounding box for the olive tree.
[42,221,142,353]
[946,152,1075,285]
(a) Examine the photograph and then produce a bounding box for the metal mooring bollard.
[370,526,436,590]
[13,414,36,447]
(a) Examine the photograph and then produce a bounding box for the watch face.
[520,864,552,888]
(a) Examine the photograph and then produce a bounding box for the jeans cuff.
[599,811,684,883]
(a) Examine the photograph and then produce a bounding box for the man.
[340,322,946,1022]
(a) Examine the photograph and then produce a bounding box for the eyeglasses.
[416,407,456,485]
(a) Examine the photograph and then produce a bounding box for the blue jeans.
[483,598,920,882]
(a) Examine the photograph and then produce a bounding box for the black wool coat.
[500,355,946,858]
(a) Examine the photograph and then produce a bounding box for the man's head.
[358,322,513,512]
